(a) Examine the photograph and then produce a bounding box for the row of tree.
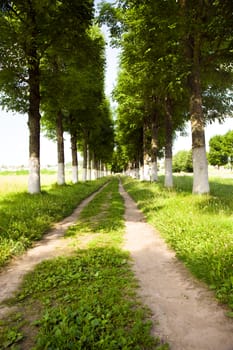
[100,0,233,193]
[0,0,114,193]
[208,130,233,169]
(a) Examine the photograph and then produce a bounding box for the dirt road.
[120,183,233,350]
[0,181,233,349]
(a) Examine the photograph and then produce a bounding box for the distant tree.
[208,132,233,169]
[224,130,233,169]
[208,135,228,168]
[173,150,193,173]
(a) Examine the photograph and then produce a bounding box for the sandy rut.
[0,182,233,350]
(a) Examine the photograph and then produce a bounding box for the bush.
[172,150,193,172]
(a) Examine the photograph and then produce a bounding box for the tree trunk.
[70,132,78,184]
[164,97,173,188]
[179,0,209,194]
[92,153,98,180]
[87,145,91,181]
[28,57,41,194]
[82,135,87,181]
[140,121,150,181]
[151,110,158,182]
[189,36,209,194]
[56,110,65,185]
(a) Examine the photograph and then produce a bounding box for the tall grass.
[122,175,233,313]
[0,175,109,268]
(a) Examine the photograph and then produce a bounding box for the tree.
[41,25,106,184]
[173,150,193,173]
[224,130,233,169]
[0,0,94,193]
[100,0,233,192]
[105,0,189,184]
[208,131,233,169]
[178,0,233,193]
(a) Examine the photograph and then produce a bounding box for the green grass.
[66,179,125,248]
[0,177,109,268]
[121,175,233,313]
[0,178,168,349]
[0,169,57,176]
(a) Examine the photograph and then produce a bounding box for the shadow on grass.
[197,178,233,215]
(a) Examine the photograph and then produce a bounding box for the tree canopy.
[99,0,233,192]
[0,0,114,190]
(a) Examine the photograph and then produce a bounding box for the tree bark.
[56,110,65,185]
[28,56,41,194]
[82,134,87,181]
[140,121,150,181]
[189,36,209,194]
[70,132,78,184]
[92,153,98,180]
[151,109,158,182]
[87,144,91,181]
[164,97,173,188]
[179,0,209,194]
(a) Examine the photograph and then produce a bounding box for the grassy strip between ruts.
[0,177,109,269]
[0,178,169,350]
[121,175,233,315]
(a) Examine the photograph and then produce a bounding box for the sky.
[0,1,232,167]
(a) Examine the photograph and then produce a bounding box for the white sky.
[0,0,232,167]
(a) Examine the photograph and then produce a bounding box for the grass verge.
[0,177,109,269]
[121,175,233,315]
[0,178,168,349]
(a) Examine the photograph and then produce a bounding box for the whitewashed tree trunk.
[187,26,209,194]
[139,165,144,181]
[151,161,158,182]
[134,168,139,179]
[164,158,173,188]
[104,167,107,177]
[130,168,135,178]
[144,163,151,181]
[87,168,91,180]
[87,146,91,180]
[57,163,65,185]
[99,160,102,178]
[91,157,96,180]
[82,168,87,182]
[70,132,78,184]
[28,156,40,194]
[151,107,158,182]
[28,55,41,194]
[72,166,78,184]
[56,110,65,185]
[139,165,143,180]
[93,168,98,180]
[82,136,87,182]
[192,146,209,194]
[164,96,173,188]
